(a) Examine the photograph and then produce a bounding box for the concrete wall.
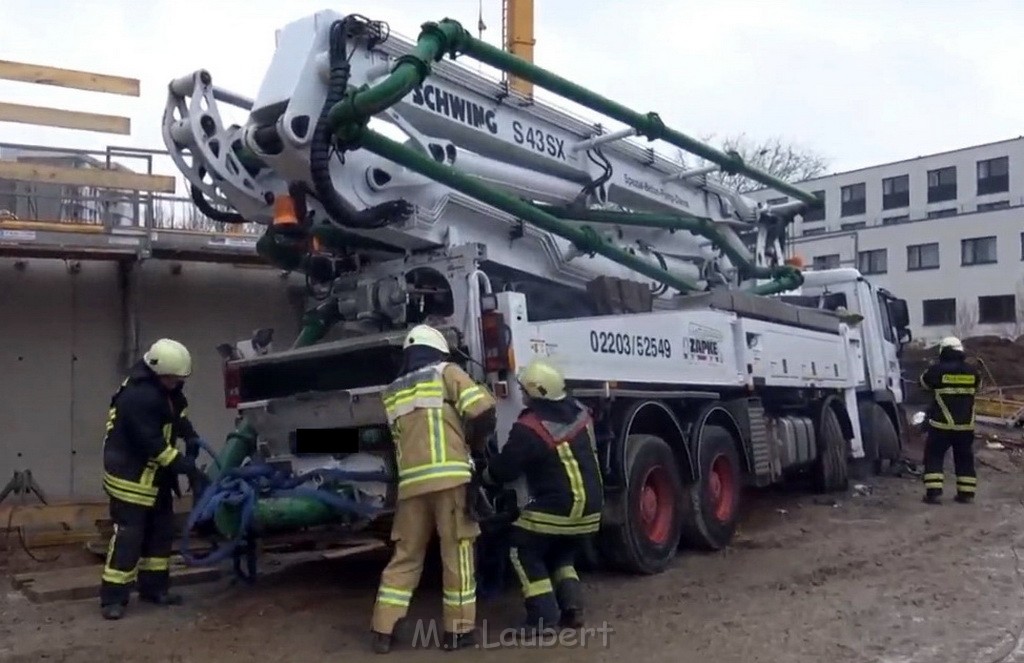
[0,257,305,501]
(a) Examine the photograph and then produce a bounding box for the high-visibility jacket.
[102,361,199,507]
[382,361,496,501]
[485,398,604,536]
[919,358,982,432]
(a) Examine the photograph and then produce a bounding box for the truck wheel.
[858,401,900,474]
[600,434,683,575]
[679,425,742,551]
[814,403,849,493]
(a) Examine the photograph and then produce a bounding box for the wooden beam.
[0,160,176,193]
[0,101,130,135]
[0,59,140,96]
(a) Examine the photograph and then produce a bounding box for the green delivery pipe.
[327,18,820,208]
[535,205,804,292]
[353,128,701,293]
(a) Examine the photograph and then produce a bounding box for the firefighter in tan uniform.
[371,324,497,653]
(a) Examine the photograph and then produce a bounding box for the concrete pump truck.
[161,8,912,576]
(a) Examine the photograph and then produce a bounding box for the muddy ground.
[4,436,1024,663]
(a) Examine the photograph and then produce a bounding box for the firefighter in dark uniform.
[478,359,603,631]
[919,336,981,504]
[100,338,210,620]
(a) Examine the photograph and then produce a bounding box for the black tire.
[813,402,849,493]
[679,425,743,551]
[858,401,901,474]
[599,434,684,575]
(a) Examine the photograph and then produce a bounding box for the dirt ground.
[4,435,1024,663]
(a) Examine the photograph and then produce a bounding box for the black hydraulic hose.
[309,18,413,230]
[190,183,247,224]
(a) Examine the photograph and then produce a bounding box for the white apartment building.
[748,136,1024,344]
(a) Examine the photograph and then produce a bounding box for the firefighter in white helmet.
[478,358,603,632]
[918,336,981,504]
[371,324,497,653]
[99,338,210,620]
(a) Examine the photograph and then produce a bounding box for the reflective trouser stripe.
[553,565,579,583]
[138,557,170,572]
[922,472,944,490]
[103,474,157,507]
[509,547,553,598]
[102,527,137,585]
[956,476,977,494]
[444,539,477,607]
[376,586,413,607]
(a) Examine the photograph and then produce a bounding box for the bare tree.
[677,133,830,194]
[953,301,979,340]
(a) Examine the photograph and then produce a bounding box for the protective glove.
[187,466,211,498]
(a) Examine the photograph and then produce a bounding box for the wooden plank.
[0,219,105,234]
[0,59,140,96]
[0,160,176,193]
[14,563,221,603]
[0,101,130,135]
[0,501,108,531]
[320,540,387,560]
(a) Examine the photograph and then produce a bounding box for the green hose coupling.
[641,112,666,142]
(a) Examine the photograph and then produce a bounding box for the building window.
[802,227,826,237]
[977,156,1009,195]
[882,174,909,210]
[766,196,788,206]
[841,222,866,231]
[927,166,957,203]
[812,254,841,270]
[857,249,887,275]
[961,236,997,266]
[840,183,866,216]
[978,294,1016,324]
[922,298,956,326]
[882,215,910,225]
[927,208,958,219]
[803,190,826,222]
[907,242,940,271]
[978,200,1010,212]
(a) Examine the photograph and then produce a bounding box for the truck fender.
[817,394,855,449]
[687,402,748,482]
[608,399,691,489]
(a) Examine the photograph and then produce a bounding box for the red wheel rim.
[708,454,736,523]
[638,465,674,545]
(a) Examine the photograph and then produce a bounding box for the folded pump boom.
[162,10,820,301]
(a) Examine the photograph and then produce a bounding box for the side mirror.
[888,298,910,330]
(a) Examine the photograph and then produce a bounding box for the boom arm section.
[161,10,817,296]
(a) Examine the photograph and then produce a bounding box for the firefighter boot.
[440,629,477,651]
[101,602,126,620]
[922,489,942,505]
[554,573,584,628]
[140,591,183,606]
[371,631,392,654]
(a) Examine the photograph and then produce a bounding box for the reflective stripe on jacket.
[382,362,496,500]
[486,398,604,536]
[102,360,195,507]
[919,359,981,432]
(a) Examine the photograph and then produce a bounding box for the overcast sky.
[2,0,1022,188]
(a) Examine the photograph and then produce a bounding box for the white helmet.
[518,359,566,401]
[939,336,964,353]
[143,338,192,377]
[403,324,449,354]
